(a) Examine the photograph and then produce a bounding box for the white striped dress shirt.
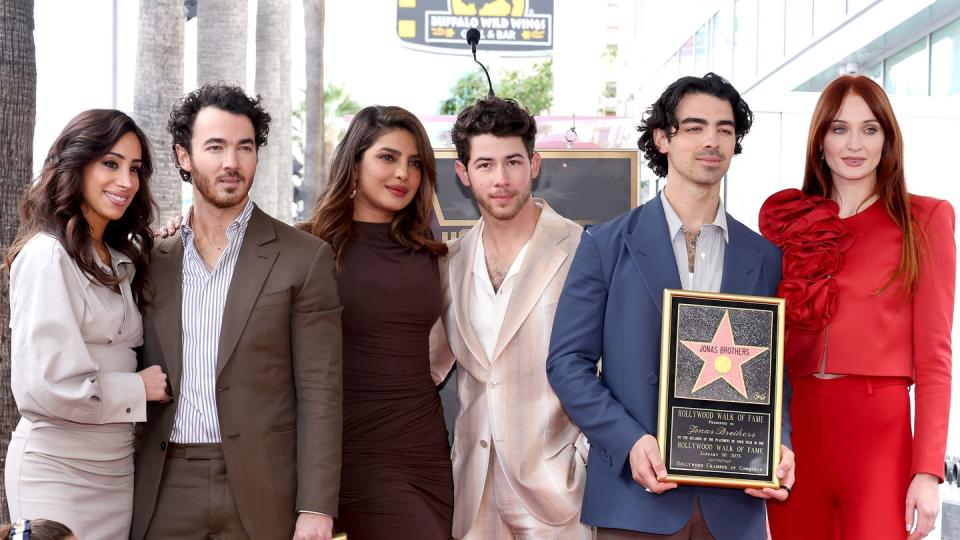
[171,200,254,444]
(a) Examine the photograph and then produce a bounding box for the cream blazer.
[9,234,145,460]
[432,200,587,537]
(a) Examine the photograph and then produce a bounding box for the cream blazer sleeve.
[9,234,146,424]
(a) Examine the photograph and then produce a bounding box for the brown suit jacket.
[131,206,343,540]
[431,201,587,538]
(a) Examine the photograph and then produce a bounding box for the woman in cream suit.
[3,110,169,540]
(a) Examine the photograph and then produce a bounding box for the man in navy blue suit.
[546,73,795,540]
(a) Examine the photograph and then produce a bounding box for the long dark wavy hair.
[300,105,447,265]
[802,75,920,295]
[4,109,156,305]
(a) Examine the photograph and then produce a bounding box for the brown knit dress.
[335,221,453,539]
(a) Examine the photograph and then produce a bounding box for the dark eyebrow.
[471,153,524,164]
[375,146,413,157]
[105,151,143,163]
[679,117,735,128]
[202,137,256,147]
[831,118,879,124]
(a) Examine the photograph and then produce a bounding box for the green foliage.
[438,58,553,115]
[325,82,361,120]
[292,82,362,158]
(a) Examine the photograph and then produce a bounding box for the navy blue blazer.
[546,194,789,539]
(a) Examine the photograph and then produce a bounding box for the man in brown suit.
[132,83,342,540]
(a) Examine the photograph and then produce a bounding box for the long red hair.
[801,75,920,295]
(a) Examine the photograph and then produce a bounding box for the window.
[884,38,928,96]
[931,18,960,96]
[733,0,759,84]
[695,24,709,75]
[679,36,695,75]
[757,0,785,74]
[604,44,618,62]
[712,6,735,79]
[864,63,883,86]
[604,81,618,99]
[660,52,680,92]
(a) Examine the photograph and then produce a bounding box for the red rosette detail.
[760,188,853,330]
[782,243,842,280]
[777,277,840,331]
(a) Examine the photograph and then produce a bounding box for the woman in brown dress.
[300,105,452,539]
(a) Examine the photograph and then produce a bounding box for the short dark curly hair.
[450,97,537,165]
[167,83,271,183]
[637,72,753,178]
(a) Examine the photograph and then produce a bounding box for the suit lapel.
[622,195,682,314]
[492,204,568,361]
[216,207,279,376]
[448,224,491,368]
[720,218,762,295]
[150,235,184,395]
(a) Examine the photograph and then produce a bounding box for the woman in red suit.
[760,75,954,540]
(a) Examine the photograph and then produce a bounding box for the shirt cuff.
[297,510,333,517]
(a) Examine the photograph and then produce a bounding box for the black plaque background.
[661,293,783,486]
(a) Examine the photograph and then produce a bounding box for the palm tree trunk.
[197,0,248,87]
[302,0,324,217]
[134,0,184,225]
[253,0,292,222]
[0,0,36,522]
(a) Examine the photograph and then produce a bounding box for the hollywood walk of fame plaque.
[657,289,785,489]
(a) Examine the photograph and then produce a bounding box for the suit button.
[480,440,488,449]
[160,441,167,451]
[647,373,658,385]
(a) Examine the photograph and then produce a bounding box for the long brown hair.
[801,75,920,295]
[300,105,446,264]
[4,109,156,305]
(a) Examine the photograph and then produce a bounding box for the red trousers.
[768,375,912,540]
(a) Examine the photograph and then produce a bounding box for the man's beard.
[192,169,251,209]
[475,185,533,222]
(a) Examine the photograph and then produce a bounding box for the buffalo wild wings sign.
[397,0,553,54]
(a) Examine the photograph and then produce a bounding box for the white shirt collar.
[660,189,729,243]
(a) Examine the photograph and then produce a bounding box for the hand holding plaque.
[657,289,786,489]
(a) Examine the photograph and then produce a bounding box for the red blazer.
[768,194,955,480]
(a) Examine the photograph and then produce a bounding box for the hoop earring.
[349,188,357,199]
